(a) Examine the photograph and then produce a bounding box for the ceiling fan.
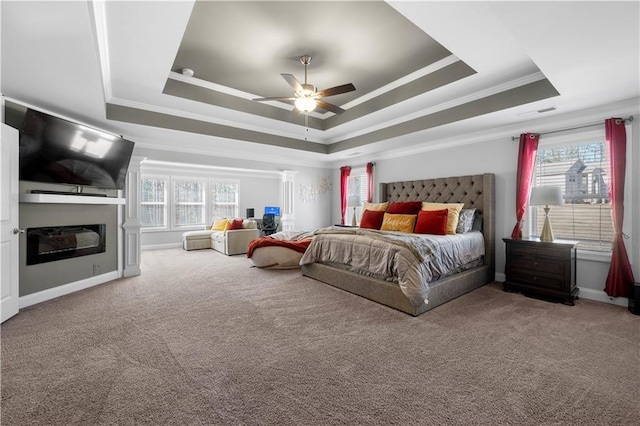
[252,55,355,115]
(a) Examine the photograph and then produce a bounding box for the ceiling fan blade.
[317,83,356,98]
[281,73,303,93]
[253,96,296,101]
[316,100,345,115]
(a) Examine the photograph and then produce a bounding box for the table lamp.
[348,195,361,226]
[529,186,563,242]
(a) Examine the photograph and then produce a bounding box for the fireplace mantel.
[19,194,125,205]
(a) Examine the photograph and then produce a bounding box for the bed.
[301,173,495,316]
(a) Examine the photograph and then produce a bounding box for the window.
[141,177,168,228]
[173,179,206,228]
[531,140,613,251]
[210,181,239,219]
[348,169,367,224]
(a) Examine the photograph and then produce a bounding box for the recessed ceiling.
[1,1,638,167]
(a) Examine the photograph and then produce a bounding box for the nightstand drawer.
[509,243,570,259]
[509,255,565,276]
[509,270,564,290]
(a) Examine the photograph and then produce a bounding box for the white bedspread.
[299,227,485,307]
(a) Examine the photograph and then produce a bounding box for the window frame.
[140,175,169,231]
[209,179,240,221]
[171,177,207,230]
[525,125,633,262]
[348,168,367,225]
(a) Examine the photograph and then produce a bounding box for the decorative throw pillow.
[360,210,385,230]
[362,202,388,212]
[211,218,228,231]
[386,201,423,215]
[380,213,417,233]
[242,219,258,229]
[456,209,477,234]
[414,209,448,235]
[421,202,464,234]
[225,218,244,231]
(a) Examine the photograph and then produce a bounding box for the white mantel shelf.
[19,193,126,205]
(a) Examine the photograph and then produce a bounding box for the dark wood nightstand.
[503,237,579,305]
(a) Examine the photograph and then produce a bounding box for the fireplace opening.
[27,224,106,265]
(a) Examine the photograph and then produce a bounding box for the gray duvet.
[299,227,485,308]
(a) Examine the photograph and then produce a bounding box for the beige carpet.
[2,248,639,425]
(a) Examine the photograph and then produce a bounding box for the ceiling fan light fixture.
[295,97,317,112]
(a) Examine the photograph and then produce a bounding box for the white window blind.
[210,181,239,220]
[348,170,367,224]
[173,179,206,227]
[141,177,167,228]
[532,141,613,251]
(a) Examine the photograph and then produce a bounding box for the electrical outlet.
[93,264,101,275]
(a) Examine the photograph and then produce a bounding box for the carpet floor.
[1,248,639,425]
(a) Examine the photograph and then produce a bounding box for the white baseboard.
[19,271,120,309]
[577,287,629,307]
[142,243,182,251]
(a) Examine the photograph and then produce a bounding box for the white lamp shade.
[294,97,316,112]
[348,195,361,207]
[530,186,563,207]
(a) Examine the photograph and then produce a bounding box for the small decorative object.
[530,186,563,242]
[348,195,361,226]
[300,183,318,203]
[318,175,332,194]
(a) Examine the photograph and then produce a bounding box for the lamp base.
[351,208,357,227]
[540,206,554,242]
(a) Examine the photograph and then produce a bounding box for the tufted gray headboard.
[379,173,495,271]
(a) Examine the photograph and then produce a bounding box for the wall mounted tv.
[19,108,135,190]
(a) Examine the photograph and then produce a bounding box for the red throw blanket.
[246,237,313,258]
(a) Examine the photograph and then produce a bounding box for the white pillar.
[280,170,297,231]
[122,156,145,277]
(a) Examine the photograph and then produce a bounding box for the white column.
[122,156,145,277]
[280,170,297,231]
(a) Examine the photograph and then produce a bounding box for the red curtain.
[511,133,539,238]
[366,162,374,203]
[340,166,351,225]
[604,118,635,298]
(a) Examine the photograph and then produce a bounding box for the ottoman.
[182,230,213,251]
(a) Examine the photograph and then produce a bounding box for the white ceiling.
[1,1,639,169]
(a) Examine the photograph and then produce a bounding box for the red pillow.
[386,201,422,215]
[360,210,385,230]
[228,218,244,230]
[414,209,448,235]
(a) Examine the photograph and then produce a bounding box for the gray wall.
[19,203,118,296]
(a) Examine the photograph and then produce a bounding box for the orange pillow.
[414,209,448,235]
[386,201,422,215]
[360,210,385,230]
[380,213,417,233]
[225,218,244,231]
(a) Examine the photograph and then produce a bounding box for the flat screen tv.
[264,206,281,216]
[19,108,135,190]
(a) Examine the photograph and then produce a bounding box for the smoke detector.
[181,68,194,77]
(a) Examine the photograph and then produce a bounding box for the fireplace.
[26,224,106,265]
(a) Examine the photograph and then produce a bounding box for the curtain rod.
[511,115,634,141]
